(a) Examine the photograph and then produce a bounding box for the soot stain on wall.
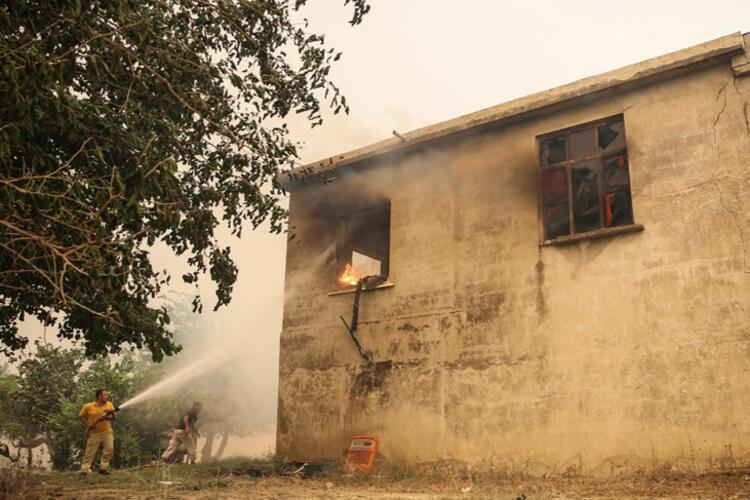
[351,360,393,404]
[536,249,549,321]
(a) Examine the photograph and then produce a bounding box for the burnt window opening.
[538,116,634,241]
[336,204,390,288]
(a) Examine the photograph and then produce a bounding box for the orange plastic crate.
[344,435,379,474]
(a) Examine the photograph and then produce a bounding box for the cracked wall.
[277,61,750,474]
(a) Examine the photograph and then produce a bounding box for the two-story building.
[277,32,750,474]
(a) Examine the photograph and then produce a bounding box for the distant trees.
[0,294,271,469]
[1,0,369,360]
[0,343,153,469]
[0,345,242,469]
[0,343,81,466]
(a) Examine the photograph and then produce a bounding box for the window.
[538,116,634,242]
[336,204,390,287]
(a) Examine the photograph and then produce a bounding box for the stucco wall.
[277,62,750,474]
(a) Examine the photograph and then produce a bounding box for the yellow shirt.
[79,401,115,433]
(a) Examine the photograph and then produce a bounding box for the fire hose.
[80,404,120,458]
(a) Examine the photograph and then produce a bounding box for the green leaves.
[0,1,368,360]
[0,342,85,450]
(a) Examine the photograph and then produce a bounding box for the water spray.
[118,351,229,410]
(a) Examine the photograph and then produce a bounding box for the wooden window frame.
[536,114,642,246]
[334,202,391,289]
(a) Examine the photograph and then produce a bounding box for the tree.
[0,343,175,470]
[0,0,369,360]
[1,332,269,469]
[0,342,82,466]
[48,353,158,470]
[0,341,171,470]
[0,364,23,448]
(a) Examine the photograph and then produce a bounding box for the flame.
[338,263,360,287]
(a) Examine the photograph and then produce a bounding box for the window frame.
[334,202,391,289]
[536,114,641,246]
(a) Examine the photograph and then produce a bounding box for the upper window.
[538,116,634,241]
[336,204,390,288]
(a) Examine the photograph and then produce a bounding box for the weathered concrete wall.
[277,61,750,475]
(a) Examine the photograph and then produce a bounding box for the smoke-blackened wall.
[277,61,750,474]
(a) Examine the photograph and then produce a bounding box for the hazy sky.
[211,0,750,392]
[9,0,750,449]
[293,1,750,162]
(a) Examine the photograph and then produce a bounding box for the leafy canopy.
[0,0,369,360]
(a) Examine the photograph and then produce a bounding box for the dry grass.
[3,457,750,499]
[0,466,33,499]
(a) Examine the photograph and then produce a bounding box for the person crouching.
[160,402,202,464]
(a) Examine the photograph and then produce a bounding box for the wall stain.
[398,322,422,333]
[408,337,437,354]
[279,333,314,351]
[351,360,393,401]
[276,398,289,435]
[536,249,549,321]
[439,316,452,333]
[444,350,545,371]
[388,339,400,356]
[465,291,506,325]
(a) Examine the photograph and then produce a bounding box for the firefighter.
[160,402,202,464]
[79,389,116,475]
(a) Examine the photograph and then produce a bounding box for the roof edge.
[283,31,746,187]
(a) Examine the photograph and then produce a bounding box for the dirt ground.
[4,461,750,499]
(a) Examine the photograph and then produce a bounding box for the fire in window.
[538,116,634,240]
[337,204,390,287]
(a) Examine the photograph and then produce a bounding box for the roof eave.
[281,31,747,188]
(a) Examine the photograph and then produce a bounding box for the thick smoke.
[127,234,338,459]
